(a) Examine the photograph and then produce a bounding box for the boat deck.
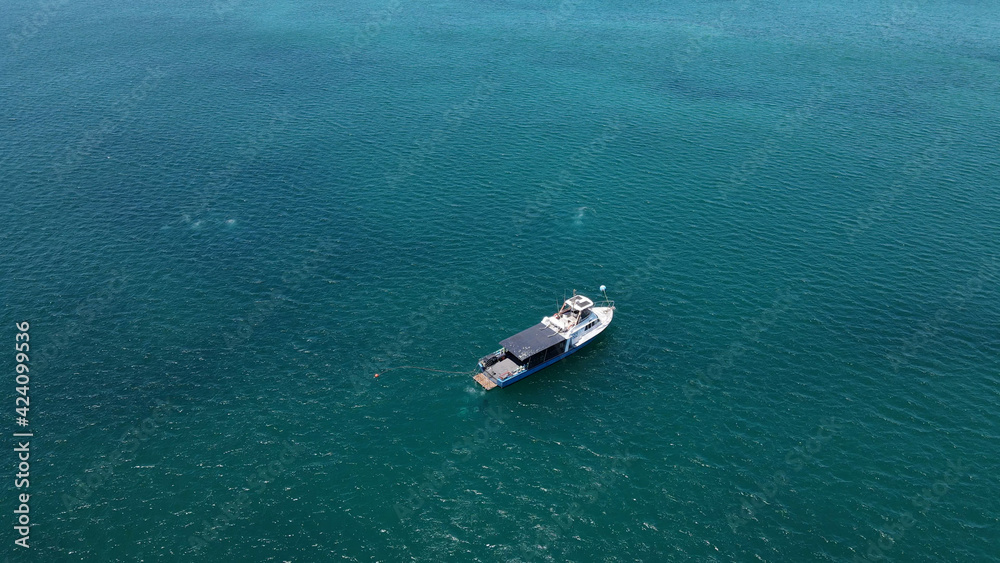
[487,358,521,378]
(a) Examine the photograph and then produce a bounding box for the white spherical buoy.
[600,285,607,292]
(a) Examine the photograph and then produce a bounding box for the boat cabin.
[544,294,594,332]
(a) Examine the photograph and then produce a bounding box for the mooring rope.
[374,366,477,378]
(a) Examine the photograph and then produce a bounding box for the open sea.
[3,0,999,561]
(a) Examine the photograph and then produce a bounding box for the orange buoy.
[374,373,380,378]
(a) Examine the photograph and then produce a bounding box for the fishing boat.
[474,287,614,390]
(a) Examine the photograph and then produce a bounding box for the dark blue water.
[3,0,999,560]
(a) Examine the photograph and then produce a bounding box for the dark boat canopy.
[500,323,567,361]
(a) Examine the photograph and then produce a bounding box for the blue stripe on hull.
[493,335,598,388]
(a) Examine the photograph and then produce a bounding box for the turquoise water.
[3,0,999,560]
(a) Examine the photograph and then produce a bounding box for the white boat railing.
[499,365,525,380]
